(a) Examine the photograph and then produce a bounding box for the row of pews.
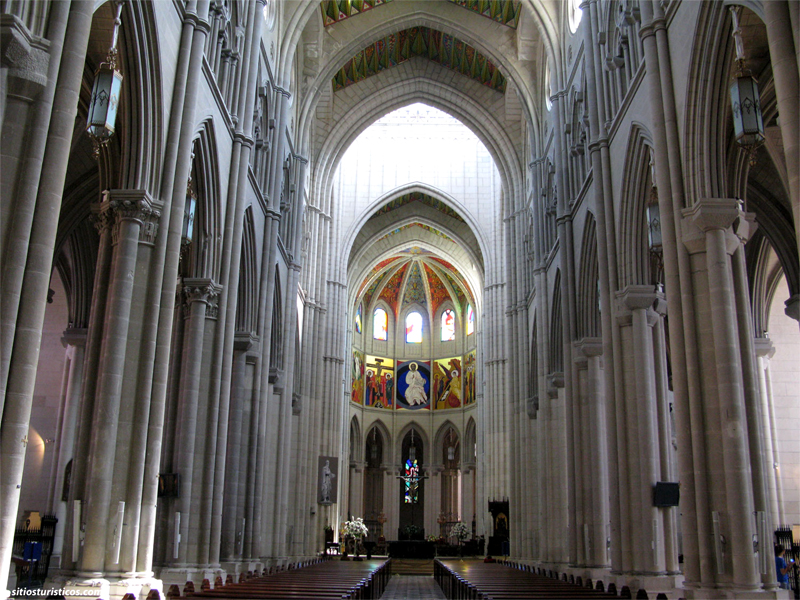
[435,559,667,599]
[152,557,390,600]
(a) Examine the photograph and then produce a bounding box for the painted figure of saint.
[405,362,428,406]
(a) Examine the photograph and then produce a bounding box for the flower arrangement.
[450,521,470,542]
[427,534,438,542]
[344,516,368,539]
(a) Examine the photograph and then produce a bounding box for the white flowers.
[344,516,369,539]
[450,521,470,541]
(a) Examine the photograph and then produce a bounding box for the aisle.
[379,574,447,599]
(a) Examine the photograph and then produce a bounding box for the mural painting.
[352,349,364,404]
[396,360,431,410]
[464,350,476,405]
[365,355,394,409]
[432,357,462,409]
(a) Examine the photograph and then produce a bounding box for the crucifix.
[365,356,393,408]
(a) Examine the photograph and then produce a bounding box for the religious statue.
[320,459,336,503]
[404,362,427,406]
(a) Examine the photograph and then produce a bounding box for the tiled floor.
[380,575,447,599]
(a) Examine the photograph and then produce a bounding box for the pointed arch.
[349,415,362,463]
[618,123,654,288]
[269,269,283,372]
[577,213,600,339]
[235,206,257,334]
[549,270,563,374]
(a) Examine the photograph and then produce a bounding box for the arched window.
[404,458,420,504]
[355,304,362,334]
[466,304,474,335]
[441,309,455,341]
[406,311,423,343]
[568,0,583,33]
[373,307,388,340]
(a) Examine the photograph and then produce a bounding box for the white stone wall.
[768,276,800,527]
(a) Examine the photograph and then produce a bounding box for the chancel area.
[1,0,800,599]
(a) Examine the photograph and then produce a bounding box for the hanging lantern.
[183,178,197,244]
[646,202,662,252]
[86,2,124,158]
[729,7,764,165]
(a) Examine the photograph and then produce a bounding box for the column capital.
[61,327,88,348]
[680,198,757,255]
[546,372,564,398]
[753,337,776,359]
[1,15,50,102]
[233,332,257,352]
[616,284,665,311]
[784,294,800,324]
[182,278,223,319]
[574,337,603,357]
[94,189,163,245]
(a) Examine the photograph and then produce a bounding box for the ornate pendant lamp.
[86,1,124,159]
[729,7,764,166]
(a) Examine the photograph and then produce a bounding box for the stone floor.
[379,574,447,599]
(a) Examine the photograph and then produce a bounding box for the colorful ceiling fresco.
[320,0,391,26]
[357,256,402,297]
[359,257,473,317]
[377,223,456,244]
[332,27,507,93]
[371,192,466,223]
[402,261,426,306]
[400,246,433,255]
[448,0,521,28]
[377,262,409,313]
[424,264,450,314]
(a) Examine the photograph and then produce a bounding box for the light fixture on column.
[447,446,455,461]
[181,173,197,261]
[647,152,664,291]
[86,1,124,159]
[729,7,764,166]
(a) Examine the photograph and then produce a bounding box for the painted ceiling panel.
[358,256,402,297]
[332,26,507,93]
[424,263,450,314]
[448,0,521,29]
[377,262,409,313]
[402,261,427,306]
[371,191,466,223]
[320,0,392,27]
[377,222,456,244]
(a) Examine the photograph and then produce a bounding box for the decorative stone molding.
[680,198,756,255]
[181,277,222,319]
[95,190,163,246]
[784,294,799,324]
[233,332,256,352]
[753,337,776,359]
[546,372,564,399]
[61,327,88,349]
[615,285,664,326]
[1,14,50,102]
[526,395,539,419]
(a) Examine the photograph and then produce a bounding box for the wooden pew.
[435,559,620,599]
[177,558,390,600]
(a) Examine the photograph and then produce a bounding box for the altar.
[387,540,436,559]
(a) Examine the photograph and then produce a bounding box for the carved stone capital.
[182,278,222,318]
[784,294,800,324]
[96,190,162,245]
[546,372,564,398]
[681,198,755,255]
[61,327,88,349]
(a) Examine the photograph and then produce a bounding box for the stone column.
[382,466,398,542]
[616,286,667,576]
[763,1,800,262]
[0,2,92,586]
[80,191,159,575]
[754,339,783,527]
[574,338,609,568]
[681,199,759,591]
[348,461,365,522]
[170,278,221,566]
[48,328,87,567]
[424,466,442,538]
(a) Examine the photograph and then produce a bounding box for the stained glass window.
[355,304,362,334]
[466,304,474,335]
[373,307,388,340]
[441,309,455,341]
[404,458,420,504]
[406,311,423,343]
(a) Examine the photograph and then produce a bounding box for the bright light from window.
[466,304,474,335]
[441,309,455,341]
[374,308,388,340]
[406,312,423,343]
[569,0,583,33]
